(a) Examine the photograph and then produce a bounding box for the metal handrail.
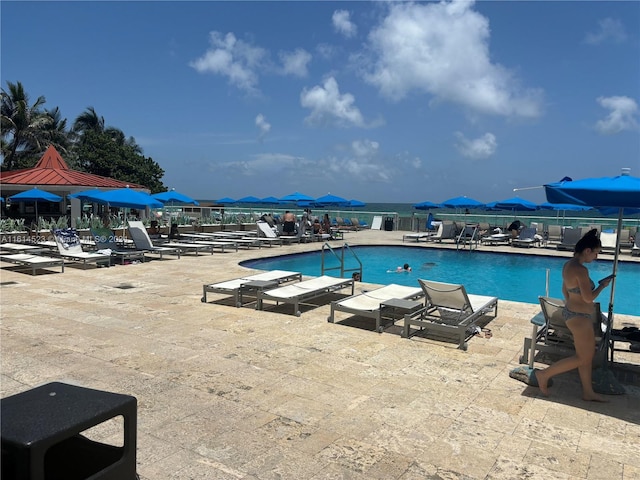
[321,242,363,280]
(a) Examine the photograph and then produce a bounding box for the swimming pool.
[241,246,640,315]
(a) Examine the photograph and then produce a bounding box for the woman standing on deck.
[535,229,613,401]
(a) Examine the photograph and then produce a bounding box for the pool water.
[241,246,640,315]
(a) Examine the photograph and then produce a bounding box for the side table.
[1,382,137,480]
[379,298,424,333]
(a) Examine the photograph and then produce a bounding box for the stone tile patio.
[1,230,639,479]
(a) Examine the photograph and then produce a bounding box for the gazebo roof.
[0,146,145,189]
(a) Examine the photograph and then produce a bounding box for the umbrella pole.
[604,208,622,365]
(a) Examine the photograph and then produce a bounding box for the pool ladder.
[320,242,363,280]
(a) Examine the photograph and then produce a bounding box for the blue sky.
[2,0,639,204]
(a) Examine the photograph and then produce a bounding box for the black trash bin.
[384,217,394,231]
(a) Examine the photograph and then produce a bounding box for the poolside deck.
[1,229,639,479]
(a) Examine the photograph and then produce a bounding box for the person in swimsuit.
[282,211,296,235]
[535,229,613,402]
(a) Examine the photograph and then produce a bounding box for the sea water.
[242,246,640,315]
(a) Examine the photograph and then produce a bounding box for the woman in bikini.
[535,229,613,401]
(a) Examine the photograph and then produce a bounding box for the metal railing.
[321,242,363,280]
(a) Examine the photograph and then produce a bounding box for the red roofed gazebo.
[1,146,149,225]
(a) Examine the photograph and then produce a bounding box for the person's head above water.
[397,263,411,272]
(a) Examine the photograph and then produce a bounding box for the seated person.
[283,211,296,235]
[508,220,523,238]
[322,214,332,234]
[312,219,324,235]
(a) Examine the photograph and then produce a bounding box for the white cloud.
[332,10,357,38]
[584,18,628,45]
[255,114,271,141]
[455,132,497,159]
[189,31,267,93]
[363,1,543,118]
[595,96,639,134]
[300,77,366,127]
[279,48,312,77]
[323,139,391,182]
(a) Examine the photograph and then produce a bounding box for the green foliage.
[1,83,167,193]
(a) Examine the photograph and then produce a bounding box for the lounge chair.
[632,234,640,256]
[599,231,618,254]
[556,227,583,251]
[328,283,424,333]
[370,216,383,230]
[127,221,181,259]
[257,275,355,317]
[91,227,146,265]
[403,279,499,350]
[521,297,609,367]
[0,253,64,275]
[546,225,562,244]
[257,220,299,245]
[201,270,302,306]
[0,243,46,254]
[428,223,457,243]
[511,227,538,248]
[52,229,111,269]
[618,229,633,249]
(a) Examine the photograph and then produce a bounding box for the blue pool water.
[241,246,640,315]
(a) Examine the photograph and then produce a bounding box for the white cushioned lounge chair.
[257,275,354,317]
[127,221,181,259]
[403,279,498,350]
[91,227,146,265]
[0,253,64,275]
[201,270,302,306]
[328,283,424,333]
[52,229,111,269]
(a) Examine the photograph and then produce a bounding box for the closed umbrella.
[544,170,640,393]
[9,188,63,228]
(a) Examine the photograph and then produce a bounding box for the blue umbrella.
[486,196,538,212]
[538,202,592,212]
[544,171,640,388]
[84,188,163,209]
[279,191,315,203]
[236,196,262,204]
[314,193,350,207]
[216,197,236,204]
[152,189,199,205]
[9,188,63,226]
[413,200,440,210]
[9,188,62,203]
[259,196,282,205]
[440,196,485,209]
[69,188,104,201]
[348,199,366,208]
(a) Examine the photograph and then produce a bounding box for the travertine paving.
[1,230,639,479]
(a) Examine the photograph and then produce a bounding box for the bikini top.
[566,279,595,294]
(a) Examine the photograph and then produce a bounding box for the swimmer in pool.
[396,263,411,272]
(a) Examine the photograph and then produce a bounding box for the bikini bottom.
[562,306,593,321]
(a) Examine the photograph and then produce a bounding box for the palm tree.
[72,106,105,134]
[44,107,72,154]
[1,81,52,170]
[73,107,143,154]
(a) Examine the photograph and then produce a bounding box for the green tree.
[74,130,165,192]
[1,81,52,169]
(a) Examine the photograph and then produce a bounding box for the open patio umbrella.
[539,202,592,226]
[152,189,199,206]
[440,196,485,209]
[69,188,104,201]
[348,199,366,208]
[544,170,640,393]
[258,196,282,205]
[413,200,440,210]
[84,187,163,210]
[9,188,63,228]
[279,191,315,203]
[486,196,538,212]
[215,197,236,204]
[236,196,262,204]
[314,193,350,207]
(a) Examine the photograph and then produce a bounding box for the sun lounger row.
[204,272,498,348]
